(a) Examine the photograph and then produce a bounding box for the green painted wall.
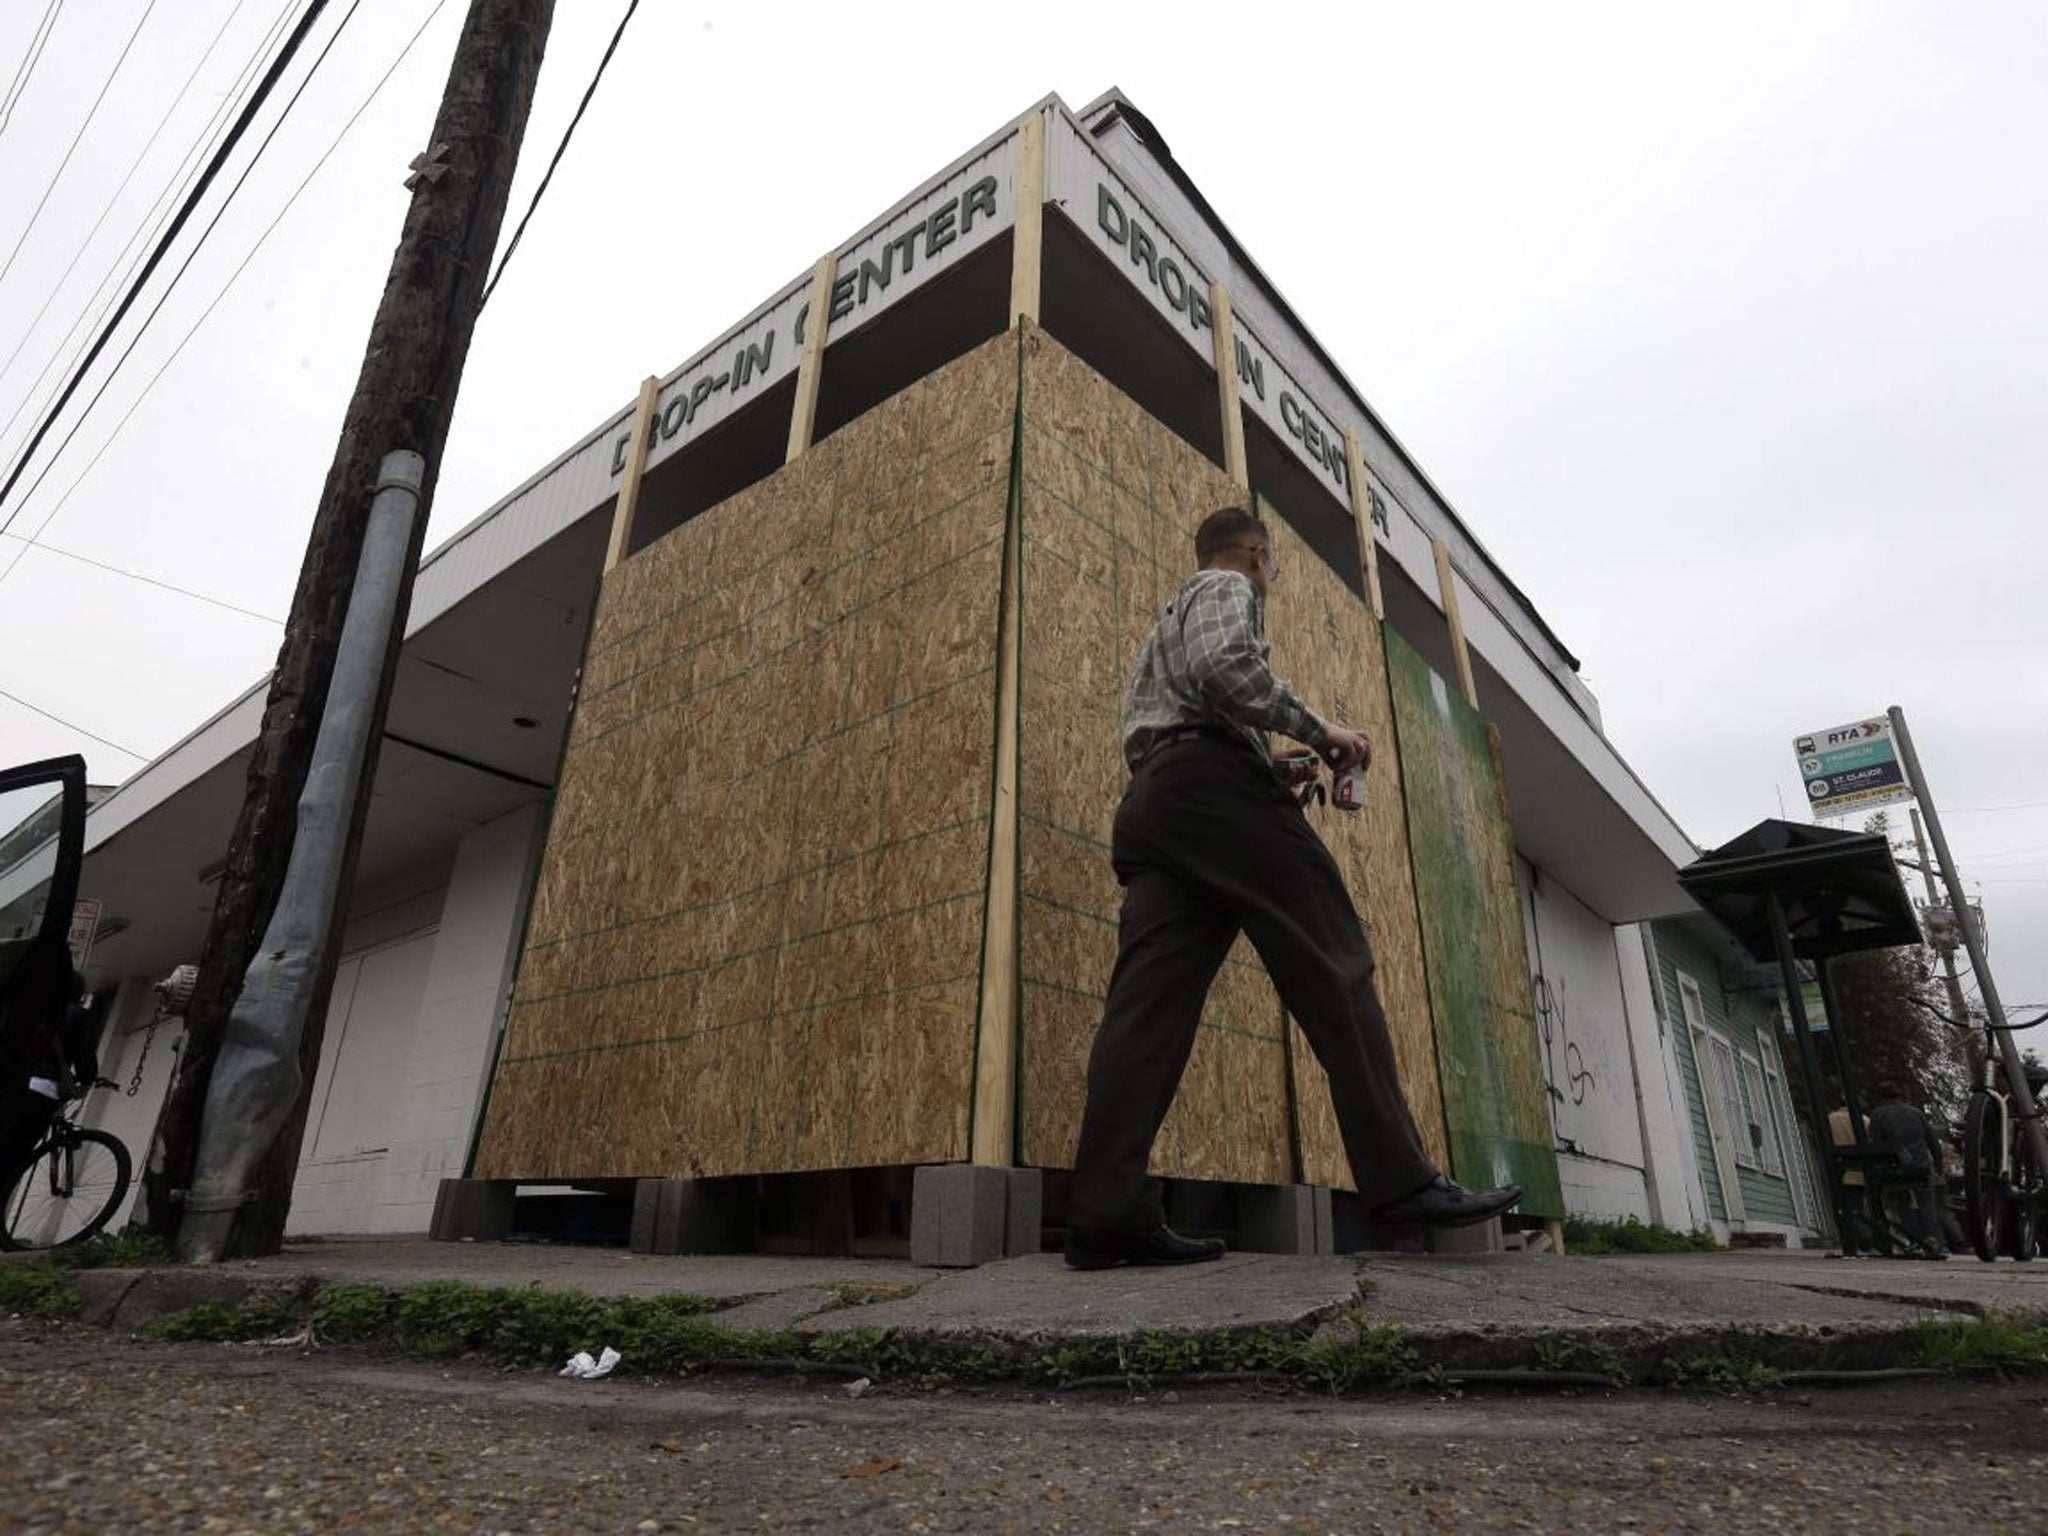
[1652,923,1807,1230]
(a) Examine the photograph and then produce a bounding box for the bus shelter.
[1677,819,1922,1254]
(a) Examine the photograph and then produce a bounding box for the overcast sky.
[0,1,2042,1006]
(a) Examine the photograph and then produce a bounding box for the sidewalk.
[49,1236,2048,1383]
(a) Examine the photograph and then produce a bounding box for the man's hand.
[1321,727,1372,773]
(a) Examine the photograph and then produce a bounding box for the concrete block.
[1427,1215,1505,1255]
[911,1165,1008,1268]
[630,1178,739,1255]
[428,1178,514,1242]
[1238,1184,1332,1254]
[1004,1168,1043,1256]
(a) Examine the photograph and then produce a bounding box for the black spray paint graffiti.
[1533,971,1597,1127]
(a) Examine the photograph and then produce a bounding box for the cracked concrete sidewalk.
[44,1237,2048,1376]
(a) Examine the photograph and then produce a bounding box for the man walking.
[1065,506,1522,1270]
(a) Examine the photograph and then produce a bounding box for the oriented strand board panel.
[1385,626,1564,1217]
[472,332,1020,1180]
[1259,515,1447,1187]
[1014,326,1434,1188]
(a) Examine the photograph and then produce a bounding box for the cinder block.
[1238,1183,1332,1254]
[1004,1168,1043,1256]
[428,1178,514,1242]
[911,1164,1008,1268]
[1427,1215,1505,1255]
[631,1178,739,1255]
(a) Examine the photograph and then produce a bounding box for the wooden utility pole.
[143,0,556,1254]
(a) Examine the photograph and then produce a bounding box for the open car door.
[0,754,89,1071]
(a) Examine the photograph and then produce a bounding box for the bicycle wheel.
[2006,1139,2040,1262]
[1,1129,131,1251]
[1963,1091,2003,1262]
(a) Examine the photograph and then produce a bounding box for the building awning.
[1676,819,1922,963]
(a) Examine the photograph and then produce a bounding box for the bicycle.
[1960,1050,2047,1264]
[1,1078,132,1251]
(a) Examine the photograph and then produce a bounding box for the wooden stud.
[786,252,838,463]
[1545,1218,1566,1255]
[1431,538,1479,709]
[1009,109,1045,326]
[1210,282,1249,490]
[1341,428,1384,621]
[970,434,1024,1167]
[603,375,663,572]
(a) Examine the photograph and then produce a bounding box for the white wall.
[287,803,542,1236]
[1518,861,1653,1221]
[1614,922,1707,1231]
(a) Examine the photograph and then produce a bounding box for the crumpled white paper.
[559,1346,621,1380]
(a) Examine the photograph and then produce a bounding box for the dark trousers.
[1068,736,1438,1231]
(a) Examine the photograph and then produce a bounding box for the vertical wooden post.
[1342,428,1383,620]
[970,447,1024,1167]
[1210,281,1249,490]
[1010,109,1045,326]
[604,376,663,572]
[1431,538,1479,709]
[786,253,837,462]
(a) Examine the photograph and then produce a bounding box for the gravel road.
[5,1323,2047,1533]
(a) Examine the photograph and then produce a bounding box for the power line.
[0,0,64,142]
[0,0,255,404]
[0,0,365,527]
[1947,800,2048,815]
[0,0,452,591]
[0,0,162,295]
[0,530,281,624]
[0,0,300,460]
[479,0,640,309]
[0,683,144,761]
[0,0,332,518]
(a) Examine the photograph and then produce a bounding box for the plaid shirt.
[1121,569,1330,771]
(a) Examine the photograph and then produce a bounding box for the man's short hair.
[1195,505,1268,566]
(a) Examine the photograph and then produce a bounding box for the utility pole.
[1889,706,2048,1178]
[143,0,556,1255]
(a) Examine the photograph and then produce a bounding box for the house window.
[1708,1033,1757,1170]
[1736,1053,1782,1176]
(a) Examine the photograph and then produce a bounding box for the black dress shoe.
[1064,1224,1227,1271]
[1370,1174,1523,1229]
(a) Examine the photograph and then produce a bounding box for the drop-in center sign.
[1794,716,1913,820]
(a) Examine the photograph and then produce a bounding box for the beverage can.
[1331,761,1366,813]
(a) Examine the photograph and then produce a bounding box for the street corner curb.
[105,1266,319,1334]
[1386,1317,1960,1384]
[68,1268,147,1327]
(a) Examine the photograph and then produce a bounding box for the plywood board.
[1258,514,1447,1186]
[1384,626,1564,1216]
[472,332,1020,1181]
[1010,326,1435,1190]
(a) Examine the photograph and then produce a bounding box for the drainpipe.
[178,452,425,1263]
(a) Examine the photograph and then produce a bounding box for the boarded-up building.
[3,91,1755,1251]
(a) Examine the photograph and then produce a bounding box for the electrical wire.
[0,0,162,296]
[0,0,451,602]
[0,0,64,141]
[0,530,280,623]
[479,0,639,309]
[0,0,332,518]
[0,0,255,403]
[0,0,300,460]
[0,684,144,761]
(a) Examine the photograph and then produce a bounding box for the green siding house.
[1649,916,1829,1243]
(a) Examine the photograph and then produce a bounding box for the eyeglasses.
[1240,541,1278,582]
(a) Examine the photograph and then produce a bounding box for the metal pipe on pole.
[1888,705,2048,1176]
[179,454,425,1262]
[150,0,557,1257]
